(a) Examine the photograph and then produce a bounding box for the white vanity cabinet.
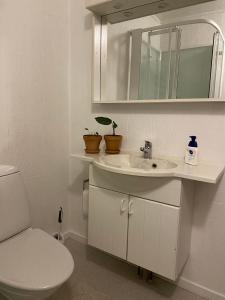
[88,165,194,280]
[127,196,180,280]
[88,186,129,260]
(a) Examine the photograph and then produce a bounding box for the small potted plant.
[95,117,122,154]
[83,128,102,154]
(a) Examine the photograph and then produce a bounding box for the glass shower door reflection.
[128,21,224,100]
[136,28,180,100]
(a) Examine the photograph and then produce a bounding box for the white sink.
[94,154,178,177]
[73,152,225,183]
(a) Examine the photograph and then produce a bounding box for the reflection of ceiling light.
[158,2,169,9]
[113,2,123,9]
[123,11,133,17]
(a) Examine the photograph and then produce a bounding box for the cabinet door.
[88,185,129,259]
[127,196,180,280]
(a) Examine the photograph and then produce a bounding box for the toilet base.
[0,282,59,300]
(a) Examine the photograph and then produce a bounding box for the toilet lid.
[0,229,74,291]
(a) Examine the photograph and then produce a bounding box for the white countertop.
[71,152,225,184]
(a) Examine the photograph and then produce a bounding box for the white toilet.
[0,165,74,300]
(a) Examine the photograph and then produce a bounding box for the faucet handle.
[140,140,152,159]
[145,140,152,148]
[140,140,152,152]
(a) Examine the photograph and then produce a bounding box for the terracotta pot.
[83,135,102,154]
[104,135,122,154]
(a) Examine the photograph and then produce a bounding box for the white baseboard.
[65,231,225,300]
[178,277,225,300]
[64,230,88,244]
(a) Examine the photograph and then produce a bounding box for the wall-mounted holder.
[83,179,89,218]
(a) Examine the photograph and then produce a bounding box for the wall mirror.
[92,0,225,103]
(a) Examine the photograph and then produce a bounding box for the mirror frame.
[91,15,225,104]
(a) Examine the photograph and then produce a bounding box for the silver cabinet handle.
[128,200,134,216]
[120,199,127,213]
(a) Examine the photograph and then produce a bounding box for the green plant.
[95,117,118,136]
[84,128,99,135]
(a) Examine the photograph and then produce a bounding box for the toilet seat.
[0,228,74,291]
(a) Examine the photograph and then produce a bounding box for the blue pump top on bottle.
[188,136,198,147]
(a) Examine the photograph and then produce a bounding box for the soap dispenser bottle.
[185,136,198,166]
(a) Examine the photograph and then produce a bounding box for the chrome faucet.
[140,140,152,159]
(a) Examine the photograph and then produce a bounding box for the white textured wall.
[0,0,69,233]
[69,0,225,298]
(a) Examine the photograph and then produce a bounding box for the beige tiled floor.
[48,239,206,300]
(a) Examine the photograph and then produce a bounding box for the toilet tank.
[0,166,31,242]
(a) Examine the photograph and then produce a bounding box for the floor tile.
[48,238,207,300]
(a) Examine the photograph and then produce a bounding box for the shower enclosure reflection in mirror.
[89,3,225,103]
